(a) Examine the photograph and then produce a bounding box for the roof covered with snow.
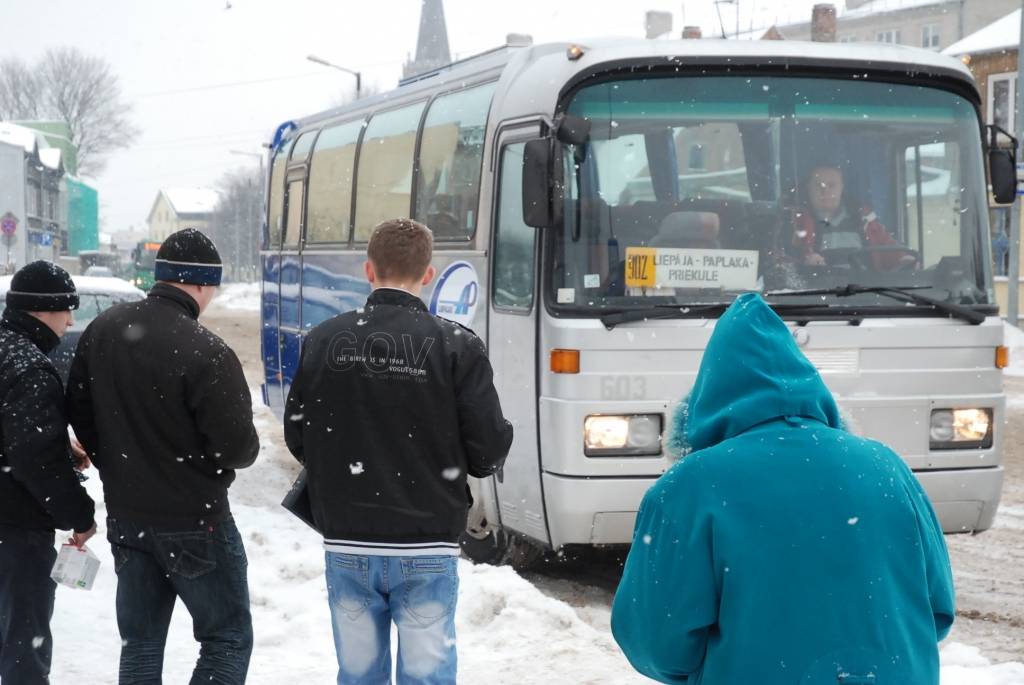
[944,9,1019,57]
[0,122,40,154]
[162,187,220,216]
[39,147,62,171]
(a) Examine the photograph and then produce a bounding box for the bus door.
[262,146,289,412]
[279,170,306,405]
[487,133,550,547]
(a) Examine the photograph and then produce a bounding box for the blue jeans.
[325,552,459,685]
[107,517,253,685]
[0,525,56,685]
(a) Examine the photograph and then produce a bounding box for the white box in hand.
[50,544,101,590]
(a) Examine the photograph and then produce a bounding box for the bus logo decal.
[429,261,479,327]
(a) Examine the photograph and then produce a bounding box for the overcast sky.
[0,0,830,235]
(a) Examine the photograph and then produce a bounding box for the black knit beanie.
[6,261,79,311]
[154,228,223,286]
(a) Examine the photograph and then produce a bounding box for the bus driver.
[793,165,916,271]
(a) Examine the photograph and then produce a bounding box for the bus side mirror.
[522,138,563,228]
[990,149,1017,205]
[987,124,1018,205]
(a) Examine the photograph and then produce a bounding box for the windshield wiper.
[600,303,730,330]
[764,284,986,325]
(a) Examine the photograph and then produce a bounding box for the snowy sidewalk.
[49,398,1024,683]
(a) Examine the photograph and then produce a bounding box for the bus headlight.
[584,414,662,457]
[929,408,992,450]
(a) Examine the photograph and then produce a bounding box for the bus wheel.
[459,528,542,570]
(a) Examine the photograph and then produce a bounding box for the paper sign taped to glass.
[625,247,759,291]
[51,544,101,590]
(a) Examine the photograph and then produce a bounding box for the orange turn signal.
[550,349,580,374]
[996,346,1010,369]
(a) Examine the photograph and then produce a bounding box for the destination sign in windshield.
[624,247,759,291]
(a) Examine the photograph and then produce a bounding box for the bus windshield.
[549,75,993,315]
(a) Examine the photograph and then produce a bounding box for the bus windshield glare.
[550,75,992,314]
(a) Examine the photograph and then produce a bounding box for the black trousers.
[0,525,56,685]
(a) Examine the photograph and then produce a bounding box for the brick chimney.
[681,26,703,39]
[811,3,837,43]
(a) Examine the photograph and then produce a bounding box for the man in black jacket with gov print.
[285,218,512,685]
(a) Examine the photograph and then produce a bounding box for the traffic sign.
[0,212,17,236]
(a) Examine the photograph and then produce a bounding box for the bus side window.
[415,82,496,240]
[493,143,536,311]
[353,101,426,241]
[307,119,363,244]
[267,144,290,249]
[284,180,304,249]
[289,131,317,164]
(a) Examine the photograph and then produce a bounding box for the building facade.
[943,9,1021,312]
[756,0,1017,52]
[146,188,220,241]
[0,123,68,273]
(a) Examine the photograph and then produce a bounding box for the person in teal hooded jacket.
[610,293,954,685]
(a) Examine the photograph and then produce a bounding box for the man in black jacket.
[285,218,512,685]
[0,261,95,685]
[67,229,259,685]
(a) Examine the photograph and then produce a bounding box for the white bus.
[260,38,1016,565]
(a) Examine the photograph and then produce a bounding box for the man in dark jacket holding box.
[285,218,512,685]
[0,261,95,685]
[67,229,259,685]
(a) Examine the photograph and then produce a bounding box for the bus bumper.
[915,466,1004,534]
[541,473,656,549]
[540,465,1003,549]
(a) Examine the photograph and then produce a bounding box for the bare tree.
[0,58,41,120]
[35,47,139,176]
[209,165,263,283]
[0,47,138,177]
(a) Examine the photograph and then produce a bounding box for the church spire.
[403,0,451,78]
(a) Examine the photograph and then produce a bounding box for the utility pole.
[1008,1,1024,326]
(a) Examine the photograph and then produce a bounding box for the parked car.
[0,275,146,382]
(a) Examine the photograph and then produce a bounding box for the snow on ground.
[214,282,261,312]
[49,396,1024,683]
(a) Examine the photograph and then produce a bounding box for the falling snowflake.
[349,462,365,475]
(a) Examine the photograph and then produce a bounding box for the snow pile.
[48,397,1024,683]
[214,282,261,312]
[941,643,1024,685]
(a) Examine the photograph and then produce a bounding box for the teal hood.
[612,296,954,685]
[676,293,842,455]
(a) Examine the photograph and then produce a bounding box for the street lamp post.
[307,54,362,99]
